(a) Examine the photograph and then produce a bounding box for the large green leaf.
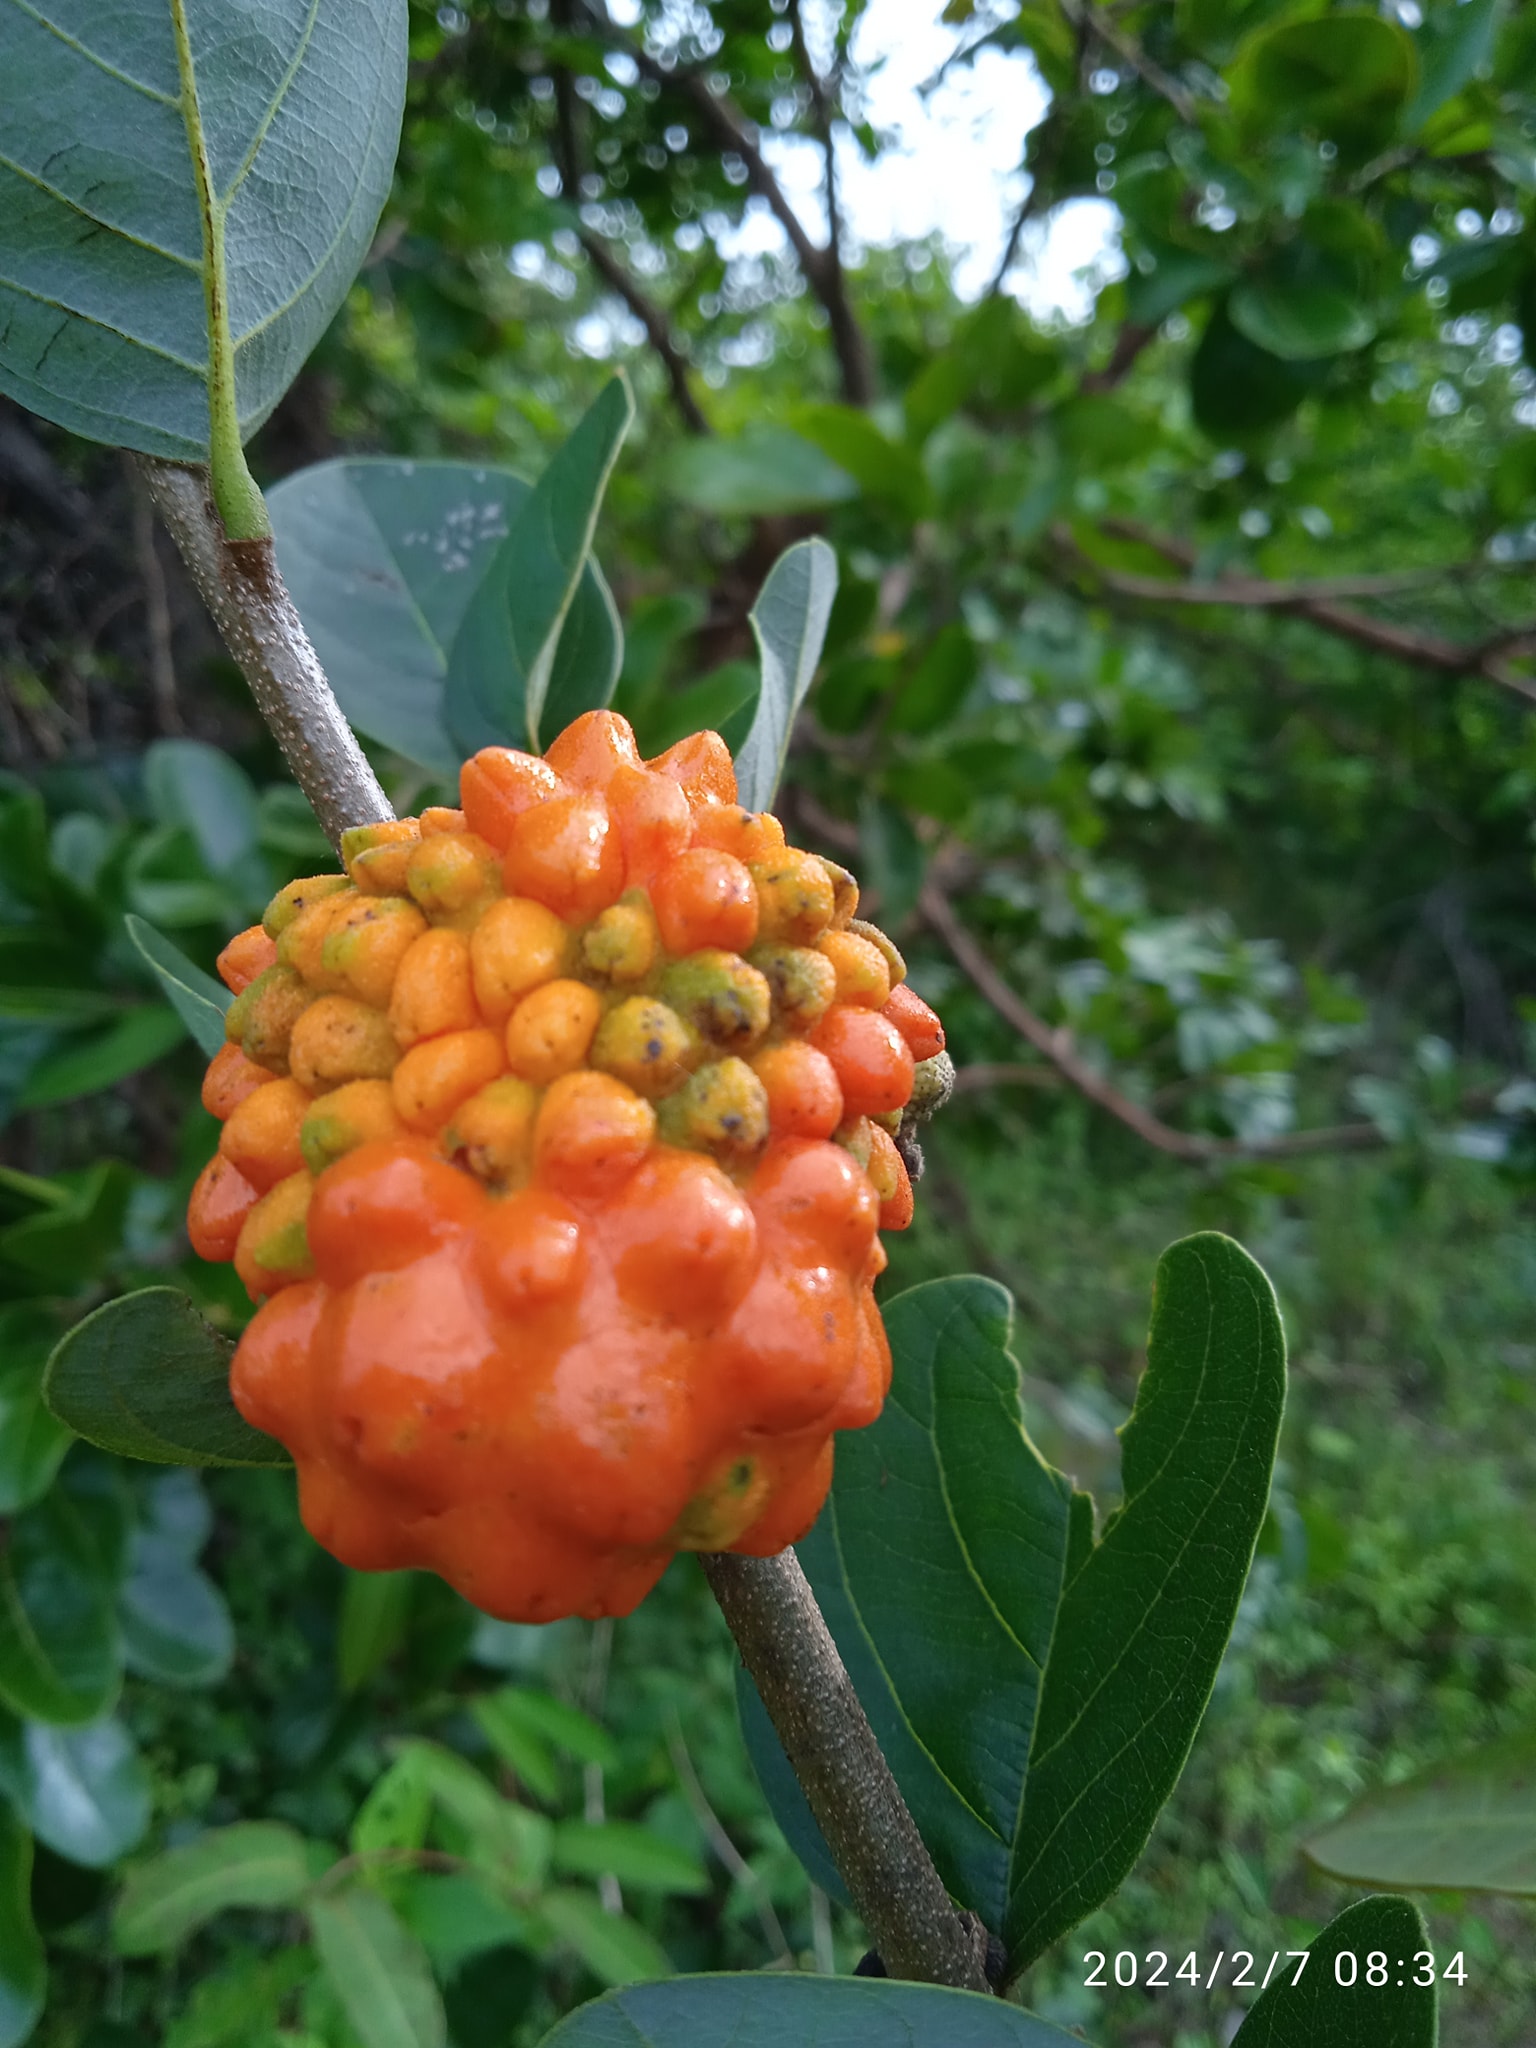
[0,1309,71,1514]
[539,1975,1090,2046]
[445,377,632,757]
[1405,0,1502,132]
[550,1822,707,1896]
[790,404,931,520]
[0,1471,123,1725]
[1229,279,1377,362]
[124,917,231,1059]
[1190,301,1332,439]
[0,1710,149,1867]
[17,1006,186,1112]
[0,1807,44,2048]
[1231,1895,1437,2046]
[1305,1731,1536,1896]
[760,1238,1283,1975]
[114,1820,315,1954]
[786,1276,1073,1934]
[310,1886,447,2048]
[1227,12,1418,158]
[44,1288,288,1469]
[119,1529,234,1688]
[734,539,839,813]
[0,0,407,463]
[1006,1234,1284,1966]
[532,1891,670,1989]
[667,424,858,517]
[268,459,622,776]
[337,1570,415,1693]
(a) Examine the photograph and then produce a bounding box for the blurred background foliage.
[3,0,1536,2042]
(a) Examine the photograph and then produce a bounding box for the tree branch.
[1061,0,1198,124]
[546,51,710,436]
[920,883,1394,1162]
[699,1549,990,1990]
[578,228,710,435]
[1056,524,1536,705]
[137,457,391,848]
[577,1,873,404]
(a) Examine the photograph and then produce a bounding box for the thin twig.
[1062,0,1198,123]
[576,0,873,403]
[578,230,710,435]
[581,1618,622,1915]
[545,34,709,436]
[664,1709,793,1967]
[136,457,391,848]
[1056,524,1536,705]
[699,1549,990,1991]
[920,883,1392,1162]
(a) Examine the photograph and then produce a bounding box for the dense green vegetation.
[3,0,1536,2042]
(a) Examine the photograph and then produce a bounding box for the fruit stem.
[701,1548,991,1992]
[135,457,392,850]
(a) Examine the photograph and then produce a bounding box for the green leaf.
[1231,1895,1436,2046]
[0,1162,132,1294]
[310,1887,447,2048]
[888,623,979,738]
[1006,1233,1285,1967]
[119,1531,234,1689]
[337,1572,416,1693]
[0,0,407,469]
[124,918,231,1059]
[734,540,839,813]
[470,1695,559,1806]
[143,742,261,882]
[550,1823,708,1896]
[539,1975,1090,2045]
[1405,0,1502,132]
[43,1288,289,1470]
[268,459,621,776]
[0,1474,123,1725]
[1125,242,1240,329]
[667,425,858,517]
[790,404,931,519]
[0,1313,71,1514]
[1305,1730,1536,1895]
[780,1276,1073,1934]
[478,1689,618,1772]
[1227,11,1419,159]
[115,1821,315,1955]
[352,1751,433,1861]
[0,1806,44,2048]
[400,1741,550,1887]
[1190,302,1331,439]
[534,1890,670,1988]
[0,1710,150,1868]
[1228,280,1377,362]
[445,377,633,756]
[17,1007,186,1112]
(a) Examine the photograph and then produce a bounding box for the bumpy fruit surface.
[191,714,945,1623]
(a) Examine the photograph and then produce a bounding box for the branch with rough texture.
[1056,524,1536,705]
[1062,0,1198,123]
[578,229,710,435]
[699,1549,991,1991]
[577,0,872,404]
[545,38,709,437]
[787,0,854,338]
[920,883,1397,1162]
[137,457,391,847]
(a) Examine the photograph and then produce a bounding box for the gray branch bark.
[700,1549,991,1991]
[136,456,392,848]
